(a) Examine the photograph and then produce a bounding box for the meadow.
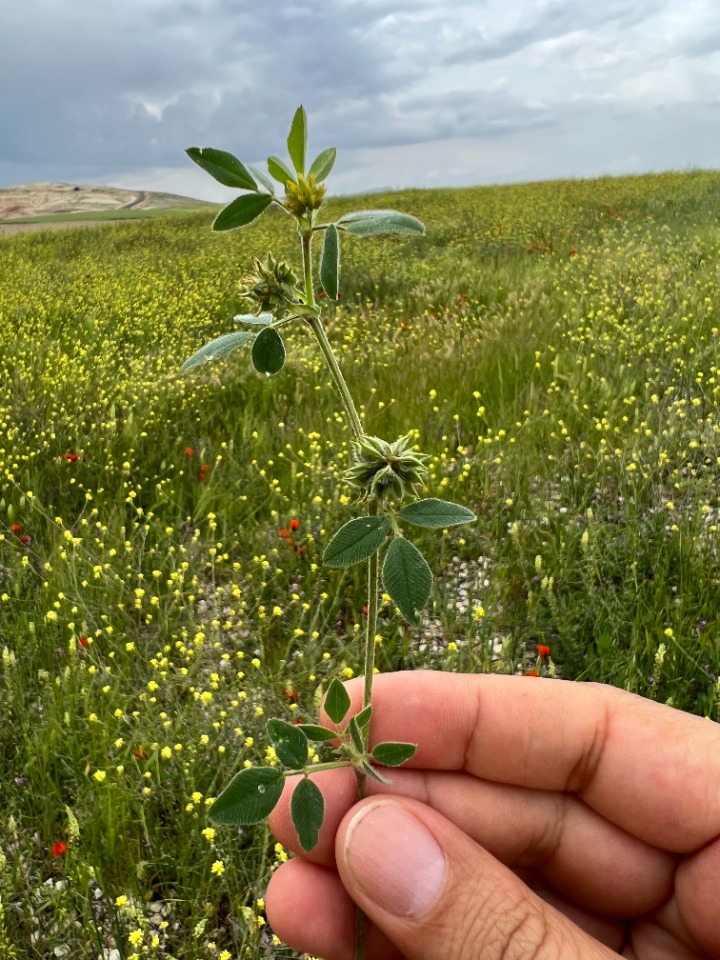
[1,169,720,958]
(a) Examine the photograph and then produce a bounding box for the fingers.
[319,672,720,852]
[265,823,628,960]
[265,858,402,960]
[270,766,675,916]
[335,796,620,960]
[676,835,720,956]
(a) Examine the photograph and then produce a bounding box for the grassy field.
[0,205,214,225]
[1,169,720,958]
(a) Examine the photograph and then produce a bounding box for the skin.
[266,671,720,960]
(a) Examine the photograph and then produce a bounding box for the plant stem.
[301,227,364,439]
[300,222,371,960]
[360,497,379,770]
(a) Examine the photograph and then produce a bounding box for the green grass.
[0,169,719,957]
[0,204,215,225]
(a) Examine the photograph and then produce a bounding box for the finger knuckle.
[467,895,552,960]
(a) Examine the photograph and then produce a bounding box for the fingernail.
[343,801,446,918]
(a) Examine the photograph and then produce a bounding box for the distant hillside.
[0,182,213,220]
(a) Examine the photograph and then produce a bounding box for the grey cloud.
[1,0,718,195]
[445,0,670,65]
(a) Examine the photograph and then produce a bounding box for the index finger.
[325,672,720,853]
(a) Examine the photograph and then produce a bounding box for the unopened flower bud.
[345,434,428,502]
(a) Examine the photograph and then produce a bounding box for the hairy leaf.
[308,147,337,183]
[361,760,392,785]
[382,537,432,625]
[251,327,286,375]
[233,312,273,327]
[291,777,324,852]
[182,332,254,373]
[208,767,284,825]
[323,516,390,568]
[295,724,338,742]
[320,224,340,300]
[355,704,373,729]
[267,719,308,769]
[325,677,351,726]
[213,194,272,231]
[247,164,276,194]
[371,741,417,767]
[267,155,296,185]
[399,498,477,529]
[186,147,257,191]
[348,716,364,754]
[287,105,308,175]
[337,210,425,237]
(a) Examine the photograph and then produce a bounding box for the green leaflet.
[371,742,417,767]
[208,767,284,825]
[323,516,390,568]
[320,224,340,300]
[186,147,257,191]
[213,194,272,231]
[337,210,425,237]
[291,777,324,852]
[233,312,273,327]
[247,164,276,195]
[308,147,337,183]
[287,106,307,176]
[267,155,296,185]
[267,719,308,769]
[182,332,254,372]
[382,537,432,624]
[324,677,351,725]
[399,498,476,529]
[251,327,286,375]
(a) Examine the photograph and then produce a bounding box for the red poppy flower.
[318,290,327,298]
[52,841,67,857]
[20,535,31,545]
[525,669,539,677]
[569,248,577,256]
[61,452,78,463]
[279,528,290,540]
[10,523,21,535]
[290,518,299,532]
[283,687,299,703]
[184,447,194,457]
[133,747,148,760]
[536,644,551,659]
[198,464,211,482]
[78,636,89,648]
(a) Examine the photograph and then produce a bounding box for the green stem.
[284,759,353,776]
[362,498,380,740]
[299,221,370,960]
[301,228,364,439]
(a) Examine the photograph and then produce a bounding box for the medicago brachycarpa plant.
[183,105,476,857]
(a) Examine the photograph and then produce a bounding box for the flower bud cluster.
[345,434,428,502]
[284,174,326,218]
[238,254,299,319]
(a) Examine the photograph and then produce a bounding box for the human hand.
[266,671,720,959]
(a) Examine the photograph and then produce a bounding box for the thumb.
[336,797,616,960]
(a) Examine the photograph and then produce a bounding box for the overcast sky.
[2,0,720,199]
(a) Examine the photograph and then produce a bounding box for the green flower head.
[345,434,428,502]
